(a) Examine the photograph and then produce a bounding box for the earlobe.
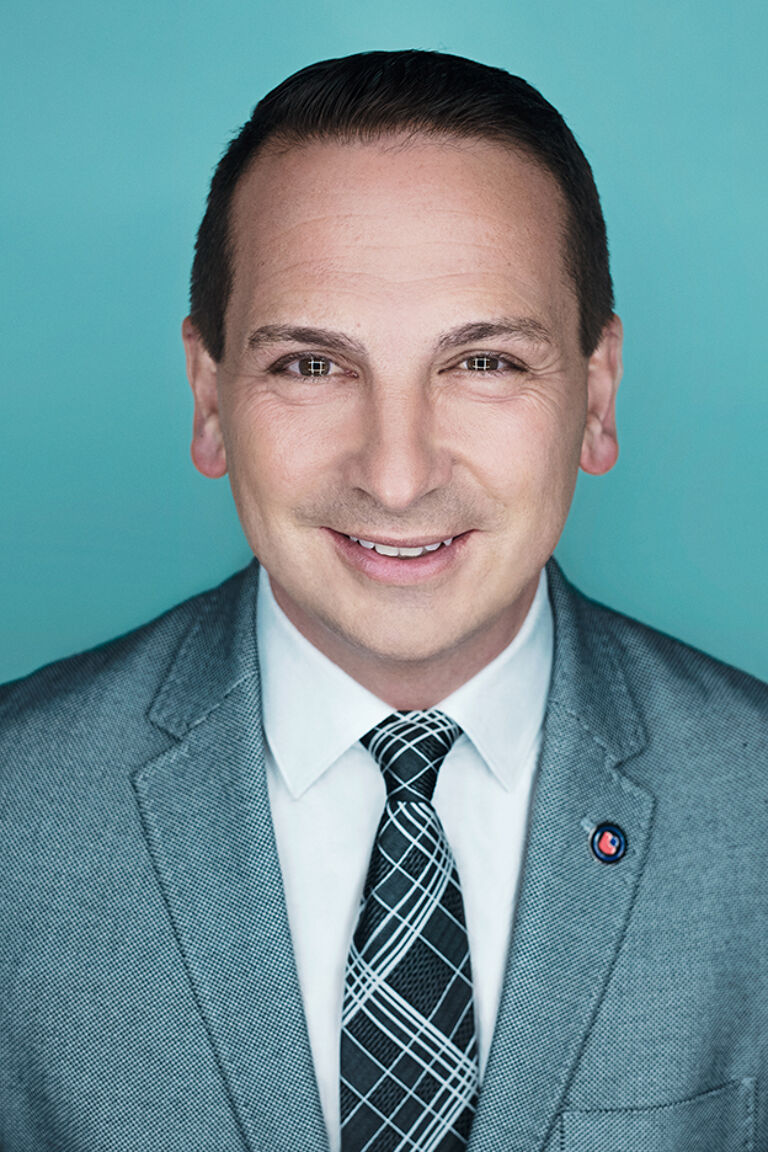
[580,314,623,476]
[182,316,228,479]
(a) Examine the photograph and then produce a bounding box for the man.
[1,48,766,1152]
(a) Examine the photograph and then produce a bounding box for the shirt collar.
[257,565,553,798]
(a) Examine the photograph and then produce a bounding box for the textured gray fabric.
[1,557,766,1151]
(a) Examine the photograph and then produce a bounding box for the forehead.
[226,133,576,342]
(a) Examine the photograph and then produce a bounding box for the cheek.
[469,396,583,505]
[223,393,329,506]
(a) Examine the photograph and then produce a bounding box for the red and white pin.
[590,823,627,863]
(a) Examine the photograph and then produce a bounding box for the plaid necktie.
[340,709,479,1151]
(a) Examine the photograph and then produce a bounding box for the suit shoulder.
[0,565,254,754]
[577,586,768,737]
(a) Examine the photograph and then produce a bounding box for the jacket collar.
[148,561,262,740]
[544,556,648,762]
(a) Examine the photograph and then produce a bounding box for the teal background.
[2,1,766,684]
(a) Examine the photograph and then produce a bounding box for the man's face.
[184,134,621,703]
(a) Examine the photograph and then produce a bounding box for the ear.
[182,316,228,478]
[580,313,623,476]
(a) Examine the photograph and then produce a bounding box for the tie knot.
[360,709,462,802]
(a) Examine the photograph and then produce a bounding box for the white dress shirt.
[258,564,553,1151]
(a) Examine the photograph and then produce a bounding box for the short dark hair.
[190,49,614,362]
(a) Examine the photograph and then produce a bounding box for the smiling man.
[184,130,620,707]
[1,50,767,1152]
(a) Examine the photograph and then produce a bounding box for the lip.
[324,527,473,586]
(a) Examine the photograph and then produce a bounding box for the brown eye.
[268,353,351,381]
[297,356,331,376]
[458,354,523,374]
[465,355,500,371]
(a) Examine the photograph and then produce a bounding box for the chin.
[338,614,467,666]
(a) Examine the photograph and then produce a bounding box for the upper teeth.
[347,535,454,557]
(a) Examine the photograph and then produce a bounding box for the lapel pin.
[590,823,627,863]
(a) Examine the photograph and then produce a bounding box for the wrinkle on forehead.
[226,134,579,353]
[232,133,567,255]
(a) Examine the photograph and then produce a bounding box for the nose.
[346,379,451,512]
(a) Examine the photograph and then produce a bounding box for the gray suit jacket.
[1,558,766,1151]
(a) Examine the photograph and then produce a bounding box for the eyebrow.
[245,317,552,357]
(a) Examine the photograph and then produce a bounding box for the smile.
[325,527,472,586]
[346,535,454,558]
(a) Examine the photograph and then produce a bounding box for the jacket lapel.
[131,561,329,1152]
[468,559,654,1152]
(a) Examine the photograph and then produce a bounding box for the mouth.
[324,527,473,585]
[345,533,457,558]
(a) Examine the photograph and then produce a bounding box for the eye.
[268,350,526,379]
[271,354,337,377]
[457,353,523,373]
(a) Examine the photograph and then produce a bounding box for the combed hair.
[190,49,614,361]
